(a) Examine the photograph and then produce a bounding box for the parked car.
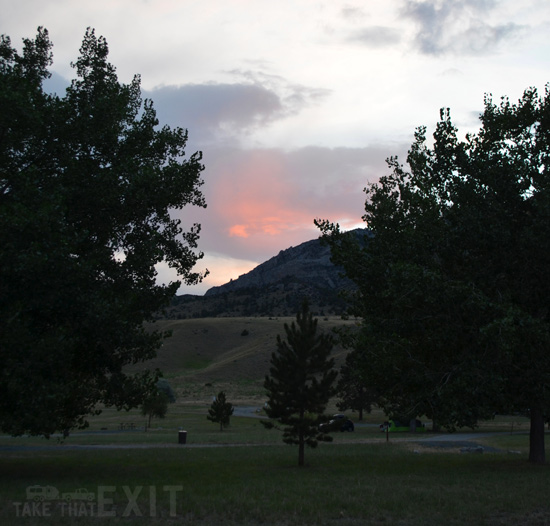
[62,488,95,502]
[319,414,355,432]
[26,485,59,502]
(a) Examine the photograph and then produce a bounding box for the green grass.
[0,405,376,447]
[3,317,549,524]
[2,438,549,525]
[1,406,548,525]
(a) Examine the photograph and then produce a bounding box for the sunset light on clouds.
[3,0,549,294]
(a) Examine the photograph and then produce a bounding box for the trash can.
[178,430,187,444]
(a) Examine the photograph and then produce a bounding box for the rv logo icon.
[26,486,59,502]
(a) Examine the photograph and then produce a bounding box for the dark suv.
[319,414,355,433]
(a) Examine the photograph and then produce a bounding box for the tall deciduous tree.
[141,390,169,429]
[263,301,337,466]
[0,28,207,437]
[336,349,377,421]
[317,85,550,463]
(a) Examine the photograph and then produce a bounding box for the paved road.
[0,407,528,452]
[232,405,266,419]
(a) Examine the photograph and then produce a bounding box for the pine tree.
[263,300,337,466]
[207,391,234,431]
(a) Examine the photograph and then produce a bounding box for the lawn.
[0,311,546,525]
[1,408,549,525]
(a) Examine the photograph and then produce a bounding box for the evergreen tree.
[263,301,337,466]
[207,391,234,431]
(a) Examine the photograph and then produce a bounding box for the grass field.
[2,408,548,525]
[1,317,549,525]
[1,430,549,525]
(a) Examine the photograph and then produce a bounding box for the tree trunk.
[298,418,305,467]
[529,407,545,464]
[431,411,440,433]
[298,438,305,467]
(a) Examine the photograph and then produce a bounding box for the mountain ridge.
[204,236,347,296]
[163,229,367,319]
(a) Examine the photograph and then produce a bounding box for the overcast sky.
[3,0,549,294]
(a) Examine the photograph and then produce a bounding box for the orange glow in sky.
[229,224,249,238]
[215,149,311,240]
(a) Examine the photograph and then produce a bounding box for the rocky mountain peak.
[204,236,344,296]
[166,228,368,318]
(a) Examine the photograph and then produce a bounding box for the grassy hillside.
[100,315,531,435]
[140,316,357,404]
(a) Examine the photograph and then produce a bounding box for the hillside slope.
[140,317,356,403]
[204,236,349,295]
[164,229,367,319]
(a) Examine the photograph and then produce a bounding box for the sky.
[2,0,549,295]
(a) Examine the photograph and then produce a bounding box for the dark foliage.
[263,301,337,466]
[207,391,234,431]
[318,85,550,463]
[336,349,377,421]
[0,28,206,437]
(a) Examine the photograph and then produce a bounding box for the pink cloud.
[214,149,296,236]
[177,143,404,270]
[229,224,250,238]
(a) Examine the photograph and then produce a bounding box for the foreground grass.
[1,436,549,525]
[1,401,546,525]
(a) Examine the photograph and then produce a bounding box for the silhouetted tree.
[263,301,337,466]
[0,28,207,437]
[336,350,377,420]
[318,85,550,463]
[207,391,234,431]
[141,391,169,429]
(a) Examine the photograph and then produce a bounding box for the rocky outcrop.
[204,236,351,296]
[165,229,368,319]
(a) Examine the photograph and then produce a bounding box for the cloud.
[172,141,410,295]
[155,252,259,295]
[145,82,282,144]
[400,0,526,56]
[229,225,250,238]
[226,69,331,122]
[177,142,405,262]
[346,26,402,48]
[43,71,70,96]
[145,72,330,145]
[340,6,367,21]
[208,148,303,243]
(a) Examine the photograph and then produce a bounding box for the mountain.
[163,229,367,319]
[205,235,351,296]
